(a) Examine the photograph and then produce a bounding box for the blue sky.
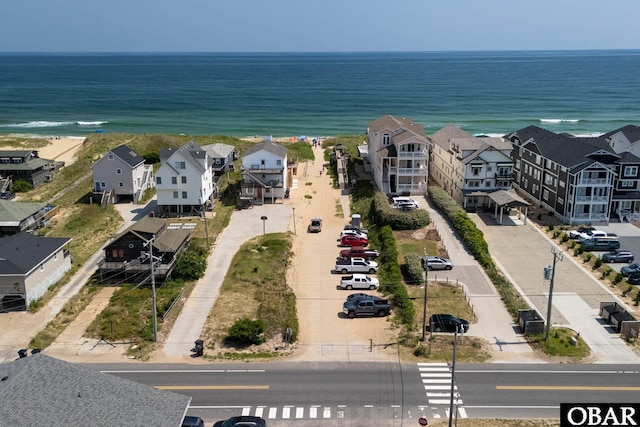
[3,0,639,52]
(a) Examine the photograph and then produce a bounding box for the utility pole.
[148,236,158,343]
[421,248,429,341]
[544,247,563,341]
[448,325,459,427]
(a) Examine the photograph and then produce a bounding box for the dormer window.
[383,134,390,146]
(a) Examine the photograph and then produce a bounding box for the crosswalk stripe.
[268,407,277,419]
[282,407,291,419]
[255,407,264,417]
[459,407,468,418]
[242,407,250,416]
[323,407,331,418]
[421,373,451,378]
[426,385,458,391]
[296,407,304,418]
[309,406,318,418]
[422,379,452,384]
[418,362,449,366]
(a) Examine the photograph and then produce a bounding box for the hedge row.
[427,186,529,318]
[371,192,431,230]
[372,225,416,325]
[403,253,424,286]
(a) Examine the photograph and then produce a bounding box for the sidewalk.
[417,196,544,363]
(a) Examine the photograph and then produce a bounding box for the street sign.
[418,417,428,426]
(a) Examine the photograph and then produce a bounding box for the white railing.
[396,182,426,191]
[397,167,428,175]
[398,150,429,158]
[572,213,608,220]
[575,195,609,202]
[578,178,610,185]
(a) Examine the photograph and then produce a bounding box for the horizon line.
[1,48,640,55]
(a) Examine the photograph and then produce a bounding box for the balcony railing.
[398,150,429,158]
[397,182,426,192]
[575,195,609,202]
[572,213,608,220]
[397,167,428,175]
[578,178,610,185]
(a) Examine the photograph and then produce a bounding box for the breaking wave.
[77,121,107,126]
[540,119,580,124]
[0,120,74,128]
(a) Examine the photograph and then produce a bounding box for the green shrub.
[561,234,569,243]
[172,246,207,280]
[548,224,555,231]
[371,192,430,230]
[403,253,424,286]
[622,286,633,297]
[584,254,592,263]
[614,273,623,284]
[593,258,602,270]
[226,318,266,346]
[12,180,34,193]
[634,292,640,306]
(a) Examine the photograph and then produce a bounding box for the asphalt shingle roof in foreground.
[0,354,190,427]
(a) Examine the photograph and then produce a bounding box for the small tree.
[12,180,33,193]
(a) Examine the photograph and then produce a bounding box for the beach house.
[0,150,63,187]
[367,115,431,195]
[91,144,154,204]
[155,140,215,216]
[96,216,191,283]
[429,124,514,210]
[240,140,288,205]
[507,126,640,224]
[202,142,237,176]
[0,232,72,311]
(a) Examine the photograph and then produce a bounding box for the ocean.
[1,50,639,138]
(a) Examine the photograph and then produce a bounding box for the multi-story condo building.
[507,126,640,224]
[367,115,431,195]
[429,124,514,209]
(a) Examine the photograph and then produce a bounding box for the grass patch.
[529,327,590,359]
[304,194,312,199]
[396,239,439,261]
[201,233,297,359]
[335,198,344,218]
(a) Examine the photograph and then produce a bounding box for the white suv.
[392,197,419,210]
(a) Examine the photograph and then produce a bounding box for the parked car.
[578,231,617,244]
[620,263,640,277]
[392,197,418,207]
[340,229,367,239]
[213,416,267,427]
[307,218,322,233]
[343,296,392,318]
[182,416,205,427]
[582,237,621,251]
[335,257,378,274]
[424,256,453,271]
[339,246,380,260]
[339,235,369,247]
[0,191,14,200]
[567,226,596,239]
[601,250,634,263]
[628,272,640,285]
[428,314,469,333]
[339,273,379,290]
[346,293,384,303]
[344,224,368,235]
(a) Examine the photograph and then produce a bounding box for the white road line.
[421,373,452,378]
[268,407,277,419]
[459,407,468,418]
[422,379,452,383]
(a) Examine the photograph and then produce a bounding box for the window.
[485,181,491,187]
[176,161,186,169]
[171,176,177,185]
[383,134,390,146]
[543,189,549,201]
[261,159,266,166]
[559,180,565,188]
[100,182,106,188]
[558,197,564,205]
[108,154,114,160]
[182,191,187,199]
[181,176,187,184]
[621,180,634,188]
[624,166,638,177]
[173,191,178,199]
[111,249,124,258]
[118,182,124,187]
[535,155,541,165]
[487,166,492,172]
[116,168,122,174]
[276,159,282,166]
[471,166,481,176]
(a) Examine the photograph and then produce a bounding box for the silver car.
[426,256,453,270]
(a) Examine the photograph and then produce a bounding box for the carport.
[488,189,530,225]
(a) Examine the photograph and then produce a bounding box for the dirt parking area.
[285,145,398,362]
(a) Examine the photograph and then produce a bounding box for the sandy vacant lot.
[0,136,86,166]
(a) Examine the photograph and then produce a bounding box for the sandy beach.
[0,136,86,166]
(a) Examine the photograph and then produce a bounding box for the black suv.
[429,314,469,333]
[214,416,267,427]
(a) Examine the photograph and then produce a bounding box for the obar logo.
[561,404,639,426]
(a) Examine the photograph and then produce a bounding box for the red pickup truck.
[339,246,380,260]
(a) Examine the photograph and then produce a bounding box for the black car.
[213,416,267,427]
[428,314,469,333]
[621,263,640,277]
[182,416,205,427]
[628,272,640,285]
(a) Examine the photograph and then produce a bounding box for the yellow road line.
[156,385,270,390]
[497,385,640,391]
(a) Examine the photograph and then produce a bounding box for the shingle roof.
[0,232,71,275]
[244,140,287,158]
[110,144,145,168]
[368,115,427,143]
[203,142,235,158]
[506,126,618,168]
[602,124,640,142]
[0,200,46,225]
[0,354,190,427]
[429,124,474,149]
